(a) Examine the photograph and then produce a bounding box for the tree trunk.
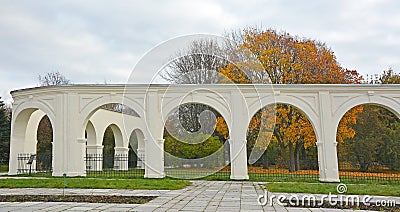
[288,142,296,172]
[294,142,302,171]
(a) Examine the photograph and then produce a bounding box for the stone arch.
[333,96,400,131]
[162,100,232,133]
[101,123,124,149]
[9,101,55,175]
[246,101,320,177]
[129,128,146,169]
[130,128,145,150]
[247,96,320,141]
[85,120,96,146]
[162,101,231,179]
[335,101,400,181]
[79,96,144,139]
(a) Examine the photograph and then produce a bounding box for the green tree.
[338,105,386,171]
[380,68,400,84]
[36,116,53,170]
[102,126,115,169]
[164,133,224,167]
[339,68,400,171]
[0,97,10,161]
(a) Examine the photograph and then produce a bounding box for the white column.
[229,138,249,180]
[317,91,340,182]
[229,90,249,180]
[144,91,165,178]
[86,145,103,171]
[114,147,129,170]
[53,93,86,177]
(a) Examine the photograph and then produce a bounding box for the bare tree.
[161,38,233,139]
[39,71,71,86]
[161,38,232,84]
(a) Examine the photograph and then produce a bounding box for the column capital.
[86,144,104,150]
[114,147,129,151]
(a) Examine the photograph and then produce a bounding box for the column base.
[144,173,165,179]
[52,171,86,177]
[8,171,17,176]
[230,174,249,180]
[319,177,340,183]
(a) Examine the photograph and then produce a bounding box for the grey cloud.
[1,0,399,103]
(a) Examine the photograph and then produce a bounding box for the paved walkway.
[0,181,398,211]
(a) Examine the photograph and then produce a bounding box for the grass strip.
[266,182,400,196]
[0,178,191,190]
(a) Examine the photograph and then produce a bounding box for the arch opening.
[246,103,319,181]
[83,103,145,175]
[337,104,400,182]
[36,115,53,172]
[163,102,231,179]
[10,108,54,174]
[128,129,145,169]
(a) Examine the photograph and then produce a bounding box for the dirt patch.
[0,195,156,204]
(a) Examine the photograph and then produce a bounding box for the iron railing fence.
[85,154,144,178]
[164,158,231,180]
[339,161,400,183]
[12,153,400,183]
[247,159,319,182]
[16,153,52,174]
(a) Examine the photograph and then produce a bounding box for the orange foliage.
[215,117,229,139]
[215,28,363,150]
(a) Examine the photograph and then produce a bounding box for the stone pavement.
[0,181,397,211]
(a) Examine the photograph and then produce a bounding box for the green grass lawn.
[266,182,400,196]
[0,178,191,190]
[0,165,8,173]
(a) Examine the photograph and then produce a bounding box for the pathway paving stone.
[0,181,398,211]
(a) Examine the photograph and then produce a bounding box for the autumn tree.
[162,28,362,172]
[380,68,400,84]
[219,28,363,171]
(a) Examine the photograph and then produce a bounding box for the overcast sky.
[1,0,400,103]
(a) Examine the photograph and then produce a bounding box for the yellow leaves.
[215,116,229,139]
[336,105,364,142]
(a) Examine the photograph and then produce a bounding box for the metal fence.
[85,154,144,178]
[339,162,400,183]
[16,153,52,174]
[164,158,231,180]
[12,153,400,183]
[247,159,319,182]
